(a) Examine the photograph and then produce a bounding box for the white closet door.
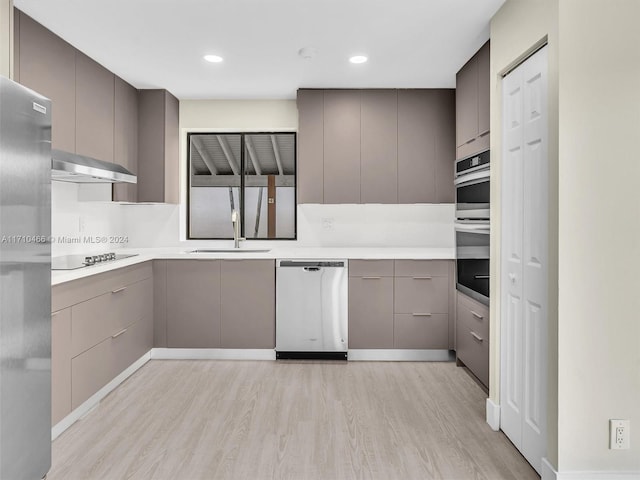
[500,45,548,475]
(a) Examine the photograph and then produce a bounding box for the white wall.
[0,0,13,78]
[556,0,640,472]
[490,0,560,468]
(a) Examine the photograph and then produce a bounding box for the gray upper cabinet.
[477,42,490,137]
[434,90,455,203]
[113,77,139,202]
[75,52,115,163]
[323,90,361,204]
[397,90,437,204]
[220,260,275,349]
[15,11,76,153]
[297,90,324,204]
[166,260,221,348]
[455,40,490,159]
[138,89,180,204]
[297,88,454,205]
[361,90,398,204]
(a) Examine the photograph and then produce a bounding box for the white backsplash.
[121,202,455,249]
[51,182,128,256]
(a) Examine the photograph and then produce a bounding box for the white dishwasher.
[275,260,348,360]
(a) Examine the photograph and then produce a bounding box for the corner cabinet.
[297,88,455,205]
[51,262,153,423]
[348,260,455,350]
[455,41,490,160]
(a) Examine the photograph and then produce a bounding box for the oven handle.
[454,224,490,235]
[454,168,490,187]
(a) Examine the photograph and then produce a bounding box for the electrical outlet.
[610,419,630,450]
[321,217,334,231]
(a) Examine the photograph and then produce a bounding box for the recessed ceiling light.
[349,55,368,64]
[204,54,224,63]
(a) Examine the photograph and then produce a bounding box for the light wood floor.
[48,360,539,480]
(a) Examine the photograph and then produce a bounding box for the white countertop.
[51,246,455,285]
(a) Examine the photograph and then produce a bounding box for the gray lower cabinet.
[165,260,222,348]
[456,291,489,387]
[161,259,276,349]
[348,275,394,349]
[220,260,275,348]
[52,262,153,416]
[348,259,453,350]
[51,308,71,426]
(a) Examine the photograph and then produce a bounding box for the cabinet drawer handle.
[412,313,432,317]
[413,276,432,280]
[51,311,59,317]
[471,311,484,320]
[112,287,127,294]
[112,328,128,339]
[479,130,490,137]
[470,331,483,342]
[465,137,476,145]
[362,276,382,280]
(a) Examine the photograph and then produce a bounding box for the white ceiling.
[15,0,505,100]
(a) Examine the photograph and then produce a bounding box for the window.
[187,132,296,240]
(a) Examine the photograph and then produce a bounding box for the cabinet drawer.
[394,277,449,314]
[456,318,489,387]
[394,260,449,277]
[53,262,152,311]
[349,260,394,277]
[71,337,112,409]
[111,317,153,379]
[348,277,394,349]
[71,277,151,357]
[456,292,489,341]
[394,314,449,349]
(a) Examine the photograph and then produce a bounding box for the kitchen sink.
[188,249,271,254]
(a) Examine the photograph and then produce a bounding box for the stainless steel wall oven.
[455,150,490,221]
[455,149,490,305]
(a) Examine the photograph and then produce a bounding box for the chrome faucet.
[231,210,244,249]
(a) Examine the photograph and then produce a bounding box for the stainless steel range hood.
[51,149,137,183]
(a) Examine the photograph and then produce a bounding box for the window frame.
[186,131,297,241]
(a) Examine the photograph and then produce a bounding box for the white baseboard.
[51,351,150,441]
[486,398,500,431]
[348,349,454,361]
[557,472,640,480]
[151,348,276,360]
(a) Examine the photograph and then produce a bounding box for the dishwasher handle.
[304,267,321,272]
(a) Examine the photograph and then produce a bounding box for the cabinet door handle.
[412,313,432,317]
[362,276,382,280]
[479,130,490,137]
[413,276,432,280]
[465,137,476,145]
[112,328,128,339]
[112,287,127,294]
[470,331,483,342]
[471,311,484,320]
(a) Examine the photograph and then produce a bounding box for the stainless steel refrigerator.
[0,76,51,479]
